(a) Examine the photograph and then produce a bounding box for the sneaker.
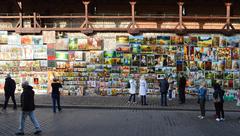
[216,118,220,122]
[34,130,42,135]
[198,115,202,118]
[15,132,24,135]
[127,101,131,104]
[133,102,137,104]
[220,118,225,121]
[199,116,205,120]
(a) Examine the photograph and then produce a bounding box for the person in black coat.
[178,73,186,104]
[3,74,17,110]
[15,81,41,135]
[213,82,225,122]
[159,76,169,106]
[51,78,63,113]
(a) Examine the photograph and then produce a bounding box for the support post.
[222,2,235,35]
[128,0,139,35]
[81,0,93,34]
[175,1,186,30]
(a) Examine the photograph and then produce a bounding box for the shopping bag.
[236,99,240,107]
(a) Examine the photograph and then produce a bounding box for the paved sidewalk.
[0,94,239,111]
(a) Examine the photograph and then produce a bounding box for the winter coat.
[198,87,207,100]
[4,77,16,95]
[139,79,148,96]
[213,87,225,103]
[51,82,63,95]
[159,79,169,93]
[129,79,137,94]
[21,85,35,112]
[178,76,186,90]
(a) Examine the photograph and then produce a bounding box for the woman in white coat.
[128,78,137,103]
[139,75,148,105]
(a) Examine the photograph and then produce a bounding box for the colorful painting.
[69,37,78,50]
[131,44,141,54]
[129,35,143,44]
[0,31,8,44]
[55,51,68,61]
[87,37,103,50]
[171,36,184,45]
[157,36,170,45]
[33,45,47,59]
[32,36,43,45]
[21,36,32,45]
[116,36,129,44]
[43,31,56,43]
[143,37,156,45]
[197,36,212,47]
[55,38,69,50]
[8,35,21,45]
[141,45,152,54]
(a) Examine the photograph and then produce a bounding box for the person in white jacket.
[128,77,137,104]
[139,75,148,105]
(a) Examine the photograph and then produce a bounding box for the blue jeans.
[18,111,41,133]
[52,94,61,112]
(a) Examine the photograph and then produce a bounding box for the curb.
[1,103,240,112]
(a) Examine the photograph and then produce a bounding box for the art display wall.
[0,31,239,99]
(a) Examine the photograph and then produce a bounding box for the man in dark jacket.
[213,82,225,122]
[3,74,17,110]
[159,76,169,106]
[15,81,42,135]
[178,73,186,104]
[51,78,63,113]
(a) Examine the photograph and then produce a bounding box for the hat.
[21,81,29,87]
[6,73,11,78]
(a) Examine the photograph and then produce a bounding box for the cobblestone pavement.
[0,94,239,111]
[0,108,240,136]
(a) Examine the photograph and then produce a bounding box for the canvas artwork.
[55,38,69,50]
[157,36,171,45]
[69,37,79,50]
[21,35,32,45]
[212,36,220,47]
[197,36,212,47]
[131,44,141,54]
[43,31,56,44]
[143,37,156,45]
[55,51,69,61]
[129,35,143,44]
[22,46,33,59]
[8,35,21,45]
[0,35,8,44]
[87,37,103,50]
[32,36,43,45]
[171,36,184,45]
[116,36,129,45]
[33,45,47,59]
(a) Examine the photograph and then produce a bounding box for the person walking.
[213,82,225,122]
[128,77,137,104]
[139,75,148,105]
[159,76,169,106]
[168,77,174,100]
[51,78,63,113]
[3,73,17,110]
[15,81,42,135]
[178,73,186,104]
[197,81,208,120]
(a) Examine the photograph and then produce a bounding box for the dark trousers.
[199,99,206,116]
[3,94,17,109]
[168,90,172,99]
[214,102,224,119]
[179,89,185,103]
[141,95,147,105]
[52,94,61,112]
[161,92,167,106]
[128,94,136,102]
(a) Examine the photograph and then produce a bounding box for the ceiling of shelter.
[0,0,239,15]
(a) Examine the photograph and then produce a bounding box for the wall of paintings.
[0,31,48,94]
[0,31,239,99]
